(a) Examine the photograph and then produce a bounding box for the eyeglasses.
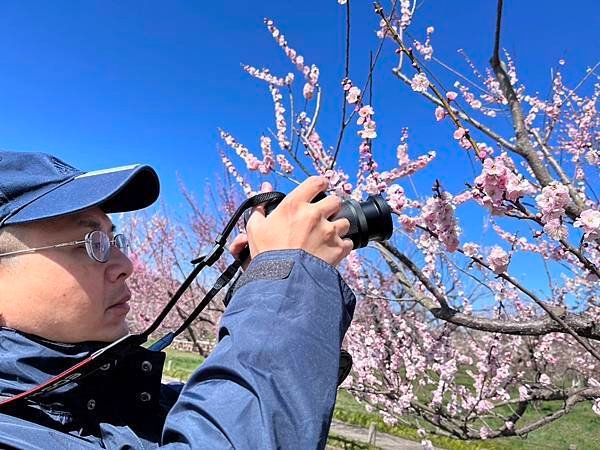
[0,230,130,263]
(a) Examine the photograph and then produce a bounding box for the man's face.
[0,207,134,343]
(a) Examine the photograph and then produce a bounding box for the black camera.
[244,192,393,250]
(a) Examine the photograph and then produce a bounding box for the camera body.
[244,191,393,250]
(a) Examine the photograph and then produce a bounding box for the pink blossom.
[302,82,315,100]
[399,0,412,29]
[488,246,509,274]
[346,86,361,104]
[446,91,458,101]
[574,209,600,241]
[358,105,374,117]
[323,168,351,195]
[219,152,254,197]
[397,129,410,165]
[479,426,491,440]
[434,106,447,121]
[386,184,406,213]
[453,127,467,139]
[453,190,473,205]
[275,154,294,173]
[462,242,480,257]
[539,373,551,385]
[358,119,377,139]
[518,386,528,401]
[410,73,430,93]
[399,214,418,233]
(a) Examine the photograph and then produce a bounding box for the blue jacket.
[0,250,356,449]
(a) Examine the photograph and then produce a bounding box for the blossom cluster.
[268,85,290,150]
[265,18,319,99]
[472,153,536,214]
[535,182,571,241]
[357,105,377,139]
[375,0,413,39]
[258,136,275,175]
[421,192,461,252]
[242,65,294,87]
[487,246,510,274]
[453,127,472,150]
[434,90,457,122]
[343,78,361,104]
[220,152,253,197]
[414,26,434,61]
[452,79,499,118]
[220,130,291,179]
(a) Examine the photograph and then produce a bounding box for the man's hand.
[229,181,274,270]
[243,176,353,267]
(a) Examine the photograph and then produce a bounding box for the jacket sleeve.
[161,249,356,449]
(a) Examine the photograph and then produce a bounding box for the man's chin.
[98,322,130,343]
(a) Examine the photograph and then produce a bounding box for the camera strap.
[0,191,285,411]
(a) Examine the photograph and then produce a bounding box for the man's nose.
[105,246,134,282]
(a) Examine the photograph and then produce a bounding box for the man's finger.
[332,218,351,238]
[316,194,343,219]
[260,181,273,193]
[284,176,327,204]
[229,233,249,258]
[244,181,274,231]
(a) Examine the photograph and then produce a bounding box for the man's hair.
[0,225,27,263]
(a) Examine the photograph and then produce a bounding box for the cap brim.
[5,164,160,225]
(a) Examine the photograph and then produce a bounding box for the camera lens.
[332,195,393,249]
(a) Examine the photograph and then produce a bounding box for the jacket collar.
[0,327,105,398]
[0,327,168,436]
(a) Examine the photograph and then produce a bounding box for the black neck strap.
[0,191,285,410]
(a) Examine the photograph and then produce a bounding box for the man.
[0,151,355,449]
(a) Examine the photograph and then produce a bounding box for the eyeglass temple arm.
[0,239,85,259]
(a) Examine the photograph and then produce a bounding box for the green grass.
[334,390,600,450]
[162,347,204,381]
[157,349,599,449]
[334,390,501,450]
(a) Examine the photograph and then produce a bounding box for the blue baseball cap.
[0,151,160,228]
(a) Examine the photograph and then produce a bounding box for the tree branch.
[489,0,582,219]
[376,241,600,341]
[392,69,516,152]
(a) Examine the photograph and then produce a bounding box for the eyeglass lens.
[86,231,129,263]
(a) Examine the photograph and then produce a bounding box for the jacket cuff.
[225,249,356,333]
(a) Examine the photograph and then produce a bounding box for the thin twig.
[374,2,484,158]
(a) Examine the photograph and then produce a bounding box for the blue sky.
[0,0,598,289]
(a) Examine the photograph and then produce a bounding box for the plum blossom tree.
[129,0,599,443]
[124,180,242,356]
